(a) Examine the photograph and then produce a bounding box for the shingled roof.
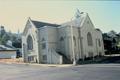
[31,20,60,28]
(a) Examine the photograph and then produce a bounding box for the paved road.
[0,63,120,80]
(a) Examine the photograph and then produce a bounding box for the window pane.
[27,35,33,50]
[87,32,93,46]
[42,43,46,49]
[43,55,47,61]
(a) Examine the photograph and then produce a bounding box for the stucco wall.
[38,26,61,64]
[22,19,39,63]
[47,26,58,51]
[57,25,81,61]
[58,26,69,56]
[94,30,104,56]
[80,14,104,58]
[47,49,62,64]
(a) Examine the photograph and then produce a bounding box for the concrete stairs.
[57,52,72,64]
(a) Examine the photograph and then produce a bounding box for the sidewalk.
[0,58,23,64]
[26,63,73,67]
[0,58,73,67]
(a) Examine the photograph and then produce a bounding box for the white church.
[22,10,104,64]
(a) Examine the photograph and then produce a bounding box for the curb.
[23,63,74,67]
[0,62,73,67]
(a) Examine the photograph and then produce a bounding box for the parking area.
[0,63,120,80]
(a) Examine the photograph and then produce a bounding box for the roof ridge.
[32,20,59,25]
[31,20,60,28]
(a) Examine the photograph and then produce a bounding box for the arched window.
[42,38,45,41]
[59,36,65,53]
[42,43,46,49]
[73,36,76,46]
[98,39,101,47]
[60,37,64,41]
[27,35,33,50]
[87,32,93,46]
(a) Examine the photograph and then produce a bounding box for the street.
[0,63,120,80]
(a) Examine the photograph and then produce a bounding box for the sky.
[0,0,120,33]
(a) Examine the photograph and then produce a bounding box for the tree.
[1,33,11,45]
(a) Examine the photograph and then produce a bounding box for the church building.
[22,10,104,64]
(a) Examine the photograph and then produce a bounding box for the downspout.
[45,27,49,64]
[78,27,84,61]
[37,28,41,63]
[70,18,76,65]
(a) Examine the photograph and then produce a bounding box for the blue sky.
[0,0,120,33]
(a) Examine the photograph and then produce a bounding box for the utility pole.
[75,9,84,62]
[71,18,76,65]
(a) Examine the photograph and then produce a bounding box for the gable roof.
[0,45,16,51]
[31,20,60,28]
[60,12,88,27]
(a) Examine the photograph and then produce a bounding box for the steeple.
[17,29,20,38]
[75,9,81,19]
[18,29,20,34]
